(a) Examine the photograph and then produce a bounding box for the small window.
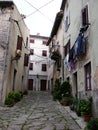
[24,54,29,66]
[42,41,47,45]
[42,64,47,71]
[30,49,34,55]
[26,37,28,47]
[17,35,23,50]
[42,50,47,56]
[64,39,70,57]
[82,5,89,26]
[30,39,34,43]
[84,62,91,91]
[65,12,70,32]
[29,63,33,70]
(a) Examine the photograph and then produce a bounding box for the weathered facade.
[0,0,29,104]
[47,3,65,89]
[63,0,98,117]
[48,0,98,117]
[28,34,50,91]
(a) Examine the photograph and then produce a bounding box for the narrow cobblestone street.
[0,92,83,130]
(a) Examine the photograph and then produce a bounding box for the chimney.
[37,33,40,36]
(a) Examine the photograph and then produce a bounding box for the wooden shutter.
[42,50,47,56]
[30,39,34,43]
[29,63,33,70]
[42,64,47,71]
[85,62,91,91]
[82,5,88,26]
[24,54,29,66]
[42,41,47,45]
[17,35,23,50]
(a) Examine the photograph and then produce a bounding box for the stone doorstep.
[64,106,86,129]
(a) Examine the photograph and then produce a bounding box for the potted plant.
[60,97,73,106]
[60,97,68,106]
[85,118,98,130]
[80,98,92,122]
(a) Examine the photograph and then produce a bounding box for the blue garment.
[77,33,84,56]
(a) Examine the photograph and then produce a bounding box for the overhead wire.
[23,0,54,23]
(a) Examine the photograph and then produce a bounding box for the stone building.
[48,0,98,117]
[0,0,29,104]
[28,34,50,91]
[47,2,65,90]
[63,0,98,117]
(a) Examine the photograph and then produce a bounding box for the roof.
[30,35,49,40]
[60,0,66,11]
[47,0,66,45]
[47,11,63,45]
[0,0,14,7]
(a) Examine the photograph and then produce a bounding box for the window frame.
[17,35,23,50]
[42,50,47,57]
[82,5,89,26]
[30,39,35,44]
[24,54,29,66]
[65,11,70,32]
[84,62,92,91]
[42,64,47,71]
[42,40,47,45]
[29,63,33,70]
[64,39,70,57]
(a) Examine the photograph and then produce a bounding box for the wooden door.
[40,80,47,91]
[28,79,33,90]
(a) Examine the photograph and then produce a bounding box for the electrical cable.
[23,0,54,23]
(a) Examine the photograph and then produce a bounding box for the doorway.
[40,80,47,91]
[28,79,33,90]
[73,72,78,98]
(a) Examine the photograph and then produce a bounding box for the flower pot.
[83,115,91,122]
[63,101,67,106]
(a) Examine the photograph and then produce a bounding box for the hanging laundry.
[68,46,74,62]
[77,32,84,56]
[64,54,69,64]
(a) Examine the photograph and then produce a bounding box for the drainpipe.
[0,15,11,105]
[62,17,65,82]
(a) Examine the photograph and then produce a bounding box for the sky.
[13,0,62,37]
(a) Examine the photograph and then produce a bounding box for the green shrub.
[60,81,72,97]
[14,92,22,102]
[5,91,23,106]
[80,98,92,115]
[53,80,72,101]
[5,97,14,106]
[19,91,23,98]
[85,118,98,130]
[8,91,15,99]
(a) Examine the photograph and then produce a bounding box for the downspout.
[62,17,65,82]
[0,14,11,105]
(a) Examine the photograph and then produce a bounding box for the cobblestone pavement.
[0,91,82,130]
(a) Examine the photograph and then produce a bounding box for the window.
[30,39,34,43]
[30,49,34,55]
[17,35,23,50]
[64,39,70,57]
[42,40,47,45]
[65,12,70,32]
[82,5,89,26]
[29,63,33,70]
[24,54,29,66]
[84,62,91,91]
[26,37,28,47]
[42,64,47,71]
[42,50,47,56]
